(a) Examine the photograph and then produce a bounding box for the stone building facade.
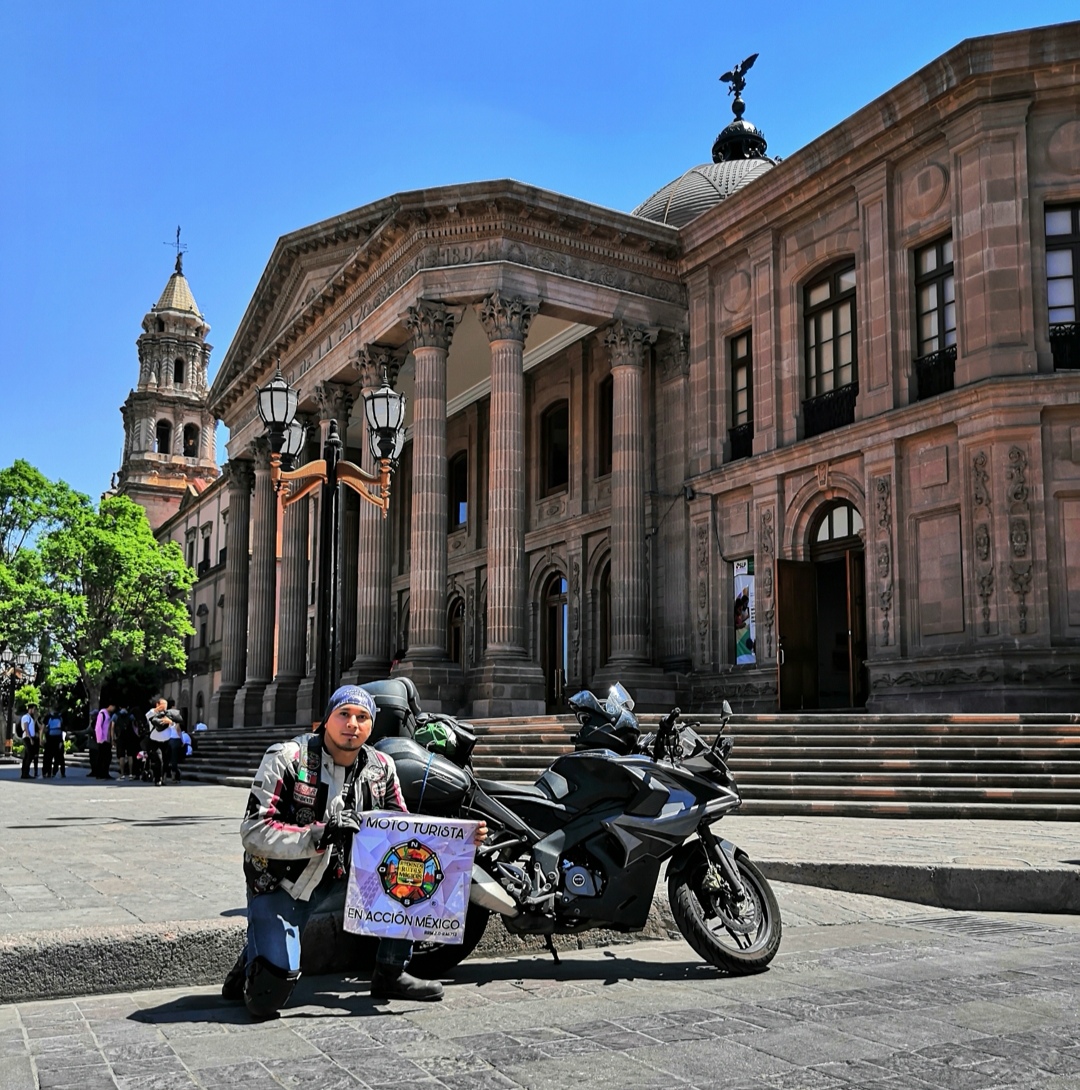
[193,23,1080,722]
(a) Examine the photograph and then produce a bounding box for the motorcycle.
[363,679,782,976]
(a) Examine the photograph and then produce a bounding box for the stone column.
[263,416,314,725]
[296,382,355,727]
[394,302,464,712]
[234,440,278,726]
[471,293,546,716]
[208,459,254,728]
[607,322,651,662]
[343,346,401,684]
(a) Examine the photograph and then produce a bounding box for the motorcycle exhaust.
[469,865,520,916]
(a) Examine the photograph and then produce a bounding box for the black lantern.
[257,368,298,453]
[281,419,307,468]
[363,384,408,463]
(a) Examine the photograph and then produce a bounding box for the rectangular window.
[913,235,957,399]
[729,330,753,461]
[803,263,858,438]
[1047,203,1080,370]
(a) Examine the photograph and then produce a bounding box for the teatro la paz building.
[118,23,1080,725]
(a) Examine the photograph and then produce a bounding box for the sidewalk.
[1,766,1077,1001]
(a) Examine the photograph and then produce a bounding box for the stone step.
[742,783,1079,802]
[734,799,1080,819]
[734,770,1080,787]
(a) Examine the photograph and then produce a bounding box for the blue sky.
[1,1,1074,500]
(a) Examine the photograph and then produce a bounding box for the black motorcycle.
[364,679,781,976]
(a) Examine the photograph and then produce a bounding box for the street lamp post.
[257,368,407,712]
[1,649,41,753]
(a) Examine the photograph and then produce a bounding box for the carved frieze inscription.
[695,522,710,663]
[874,476,893,646]
[759,506,775,660]
[971,451,995,635]
[1006,446,1033,634]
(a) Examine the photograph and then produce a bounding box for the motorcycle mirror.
[722,700,733,718]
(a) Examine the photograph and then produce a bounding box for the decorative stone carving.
[405,301,462,351]
[971,451,995,636]
[817,462,830,490]
[903,163,949,219]
[353,344,402,391]
[759,506,775,658]
[604,321,655,369]
[872,665,999,689]
[466,584,476,669]
[1047,120,1080,176]
[874,476,893,646]
[1005,445,1033,635]
[476,292,538,343]
[313,380,354,425]
[570,558,581,674]
[657,333,689,384]
[721,270,751,315]
[695,522,710,662]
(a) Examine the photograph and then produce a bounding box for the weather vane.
[164,225,188,274]
[720,53,758,117]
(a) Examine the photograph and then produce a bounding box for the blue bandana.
[323,685,377,721]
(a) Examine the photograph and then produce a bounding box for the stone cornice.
[209,180,683,421]
[678,21,1080,267]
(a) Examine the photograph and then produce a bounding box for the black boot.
[221,952,246,1001]
[370,965,444,1002]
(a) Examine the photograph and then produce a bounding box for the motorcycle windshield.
[605,682,635,714]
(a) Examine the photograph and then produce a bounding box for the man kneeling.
[223,685,484,1019]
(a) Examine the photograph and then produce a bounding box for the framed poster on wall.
[733,558,756,665]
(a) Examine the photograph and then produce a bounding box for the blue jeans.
[244,876,412,975]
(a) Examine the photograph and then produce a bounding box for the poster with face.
[345,811,478,943]
[733,558,756,665]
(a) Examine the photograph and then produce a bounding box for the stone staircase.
[73,712,1080,819]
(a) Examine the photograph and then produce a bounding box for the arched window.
[597,375,613,477]
[813,501,864,546]
[156,318,165,333]
[541,400,569,496]
[155,420,172,455]
[448,451,468,530]
[183,424,200,458]
[174,358,185,385]
[447,598,465,669]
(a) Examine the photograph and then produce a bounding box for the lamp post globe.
[257,368,299,453]
[364,385,407,463]
[281,419,307,468]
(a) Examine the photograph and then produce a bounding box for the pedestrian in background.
[42,711,65,778]
[92,704,115,779]
[113,707,139,780]
[164,708,185,783]
[145,695,170,785]
[18,704,39,779]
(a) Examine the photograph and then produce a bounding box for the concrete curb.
[758,861,1080,914]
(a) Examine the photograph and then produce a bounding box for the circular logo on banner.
[378,839,444,907]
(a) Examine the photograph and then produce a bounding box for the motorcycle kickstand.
[544,934,561,965]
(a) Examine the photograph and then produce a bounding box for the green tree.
[0,460,87,651]
[37,493,194,724]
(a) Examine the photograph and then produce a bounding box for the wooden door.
[776,559,819,710]
[846,549,869,707]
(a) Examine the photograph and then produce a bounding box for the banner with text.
[344,811,478,943]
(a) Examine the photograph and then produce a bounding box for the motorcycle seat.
[476,777,548,799]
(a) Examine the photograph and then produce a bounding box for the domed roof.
[154,254,202,316]
[632,157,775,228]
[633,55,775,229]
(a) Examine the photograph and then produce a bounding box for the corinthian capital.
[405,301,463,352]
[604,321,657,369]
[249,435,273,470]
[226,459,255,494]
[657,332,689,384]
[313,380,355,426]
[352,344,403,391]
[476,292,539,343]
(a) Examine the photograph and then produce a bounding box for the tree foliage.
[0,463,195,723]
[37,493,194,716]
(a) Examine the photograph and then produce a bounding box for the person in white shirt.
[19,704,39,779]
[146,695,173,786]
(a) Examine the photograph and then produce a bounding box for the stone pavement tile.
[629,1038,801,1084]
[168,1026,319,1068]
[502,1050,693,1090]
[585,1030,660,1050]
[810,1057,895,1084]
[939,997,1068,1034]
[736,1024,893,1068]
[869,1049,1008,1089]
[261,1055,366,1090]
[114,1073,198,1090]
[440,1073,524,1090]
[761,1070,848,1090]
[329,1046,429,1085]
[0,1056,35,1090]
[189,1061,281,1090]
[838,1010,986,1052]
[36,1073,118,1090]
[413,1051,496,1078]
[0,1029,27,1056]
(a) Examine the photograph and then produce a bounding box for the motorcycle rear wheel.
[668,848,781,974]
[403,904,491,978]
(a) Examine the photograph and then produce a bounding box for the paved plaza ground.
[2,765,1079,1089]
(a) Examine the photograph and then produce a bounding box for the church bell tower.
[115,251,220,530]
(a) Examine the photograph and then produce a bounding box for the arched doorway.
[447,598,465,671]
[777,500,868,710]
[541,573,569,710]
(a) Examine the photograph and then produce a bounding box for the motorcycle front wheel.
[403,904,491,977]
[668,846,781,973]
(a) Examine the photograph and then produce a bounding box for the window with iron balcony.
[1047,204,1080,371]
[913,236,956,400]
[803,262,857,439]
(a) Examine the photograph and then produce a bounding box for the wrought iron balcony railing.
[914,344,957,401]
[1051,322,1080,371]
[803,382,858,439]
[728,422,754,461]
